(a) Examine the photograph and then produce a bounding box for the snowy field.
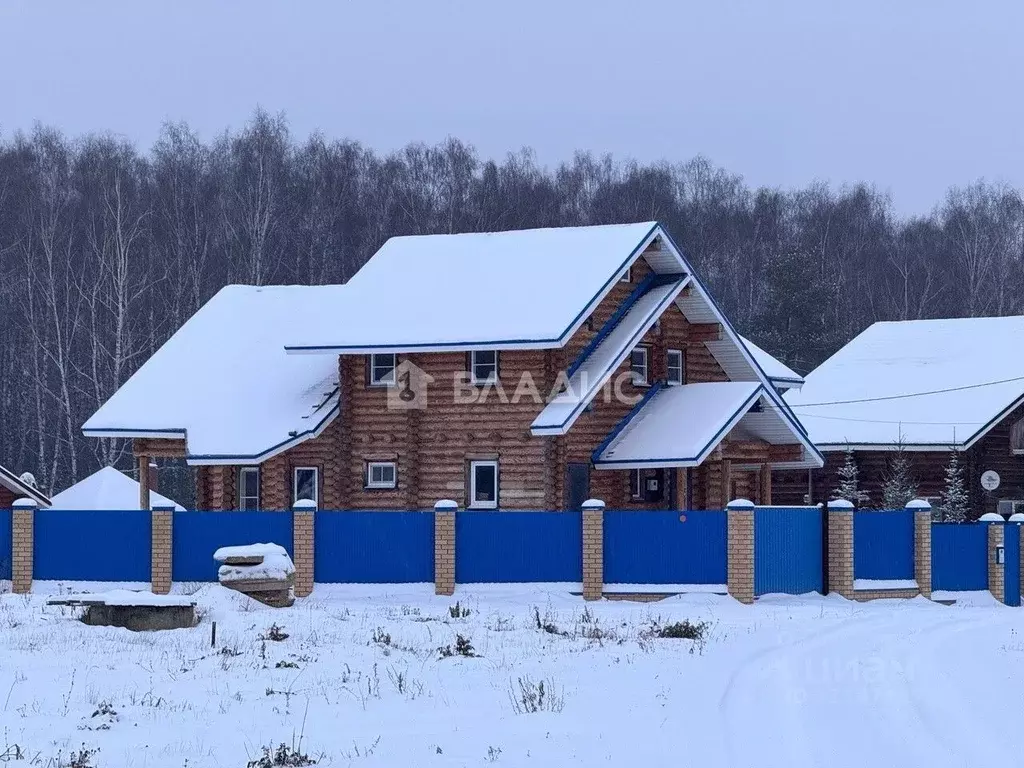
[1,583,1022,767]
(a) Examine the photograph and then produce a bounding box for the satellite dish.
[981,470,1001,491]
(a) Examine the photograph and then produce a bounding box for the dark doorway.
[566,462,591,510]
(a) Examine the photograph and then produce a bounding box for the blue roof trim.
[657,227,823,465]
[284,222,664,355]
[591,382,665,464]
[84,427,186,435]
[531,277,687,433]
[594,386,764,466]
[567,272,684,379]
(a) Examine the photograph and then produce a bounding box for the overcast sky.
[3,1,1022,214]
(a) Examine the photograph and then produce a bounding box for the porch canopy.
[593,381,814,469]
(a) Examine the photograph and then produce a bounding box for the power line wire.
[784,374,1024,409]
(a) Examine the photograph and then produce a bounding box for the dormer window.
[630,346,649,386]
[667,349,685,385]
[471,350,499,385]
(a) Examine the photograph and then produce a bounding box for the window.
[1012,417,1024,453]
[369,353,397,386]
[469,460,499,509]
[620,266,631,283]
[630,469,642,500]
[293,467,319,507]
[367,461,397,489]
[667,349,685,385]
[239,467,260,510]
[470,350,499,385]
[629,346,648,385]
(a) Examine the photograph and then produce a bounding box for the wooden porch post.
[675,468,688,510]
[138,454,151,511]
[759,464,773,505]
[720,459,732,509]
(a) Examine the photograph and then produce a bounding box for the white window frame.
[620,266,631,283]
[293,466,319,507]
[630,469,642,500]
[470,350,499,385]
[630,346,649,386]
[369,353,397,387]
[469,460,499,509]
[667,349,684,385]
[366,461,397,489]
[239,466,260,510]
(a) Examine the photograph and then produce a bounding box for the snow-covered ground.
[1,582,1021,767]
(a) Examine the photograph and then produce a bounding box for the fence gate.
[755,507,823,596]
[1006,524,1021,607]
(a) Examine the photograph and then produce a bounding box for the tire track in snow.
[718,609,960,768]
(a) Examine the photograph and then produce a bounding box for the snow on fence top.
[82,285,343,464]
[786,316,1024,450]
[285,222,670,352]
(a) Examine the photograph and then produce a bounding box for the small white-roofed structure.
[50,467,185,511]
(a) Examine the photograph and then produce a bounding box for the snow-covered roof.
[0,464,51,507]
[531,277,689,435]
[740,337,804,389]
[49,466,185,511]
[593,382,819,469]
[285,222,671,353]
[786,316,1024,450]
[83,285,342,464]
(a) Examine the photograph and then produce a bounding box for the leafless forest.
[2,109,1021,502]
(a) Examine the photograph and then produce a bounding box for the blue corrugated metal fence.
[603,510,726,585]
[34,510,151,582]
[0,509,11,580]
[455,511,582,583]
[931,523,988,591]
[315,511,434,583]
[854,510,915,580]
[172,510,293,581]
[755,506,822,595]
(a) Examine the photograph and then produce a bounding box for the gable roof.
[740,337,804,389]
[50,466,185,511]
[285,222,668,354]
[83,285,342,465]
[785,316,1024,450]
[0,464,51,507]
[531,276,690,434]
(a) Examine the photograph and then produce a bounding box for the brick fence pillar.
[12,498,36,594]
[582,499,605,601]
[983,515,1005,603]
[434,500,456,596]
[826,499,854,598]
[292,499,316,598]
[726,498,754,605]
[908,499,932,599]
[151,505,174,594]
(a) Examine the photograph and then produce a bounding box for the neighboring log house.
[83,222,822,511]
[0,463,50,509]
[776,316,1024,517]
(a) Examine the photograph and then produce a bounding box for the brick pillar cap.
[827,499,855,511]
[581,499,605,511]
[1009,513,1024,522]
[152,505,176,512]
[12,498,38,509]
[293,499,317,511]
[726,498,755,510]
[434,499,458,511]
[979,512,1005,523]
[905,499,932,510]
